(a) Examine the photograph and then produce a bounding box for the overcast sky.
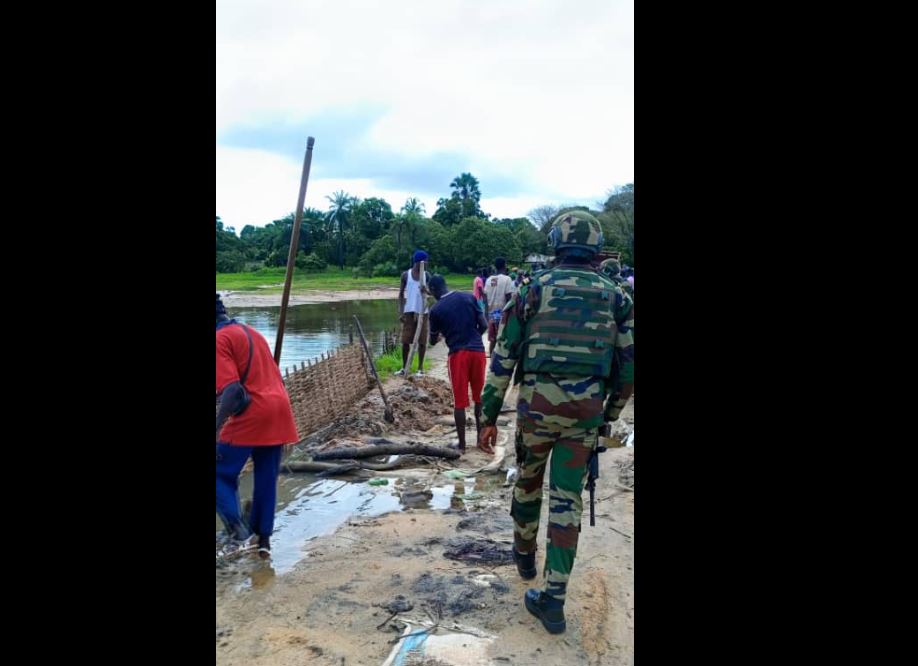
[216,0,633,230]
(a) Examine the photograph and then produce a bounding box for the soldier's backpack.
[521,269,618,377]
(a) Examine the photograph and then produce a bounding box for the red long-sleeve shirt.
[216,323,299,445]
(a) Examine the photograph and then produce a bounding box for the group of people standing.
[217,210,634,636]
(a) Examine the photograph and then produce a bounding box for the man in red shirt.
[216,294,299,557]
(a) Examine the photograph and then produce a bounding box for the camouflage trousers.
[511,412,596,601]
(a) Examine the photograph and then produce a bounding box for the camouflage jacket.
[611,276,634,323]
[609,274,634,301]
[480,264,634,426]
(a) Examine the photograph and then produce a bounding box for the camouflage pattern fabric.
[599,258,621,278]
[480,262,634,601]
[610,296,634,392]
[513,379,599,600]
[547,211,604,255]
[521,270,619,378]
[600,258,634,324]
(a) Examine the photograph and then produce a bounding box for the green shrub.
[371,261,401,277]
[216,250,245,273]
[295,252,327,271]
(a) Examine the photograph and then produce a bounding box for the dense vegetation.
[217,174,633,277]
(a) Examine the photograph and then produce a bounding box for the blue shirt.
[429,291,487,355]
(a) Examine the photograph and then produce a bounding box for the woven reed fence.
[218,327,401,444]
[281,342,375,441]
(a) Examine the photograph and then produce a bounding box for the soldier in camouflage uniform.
[600,258,634,341]
[478,211,635,634]
[600,257,634,300]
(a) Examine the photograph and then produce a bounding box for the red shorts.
[447,350,487,409]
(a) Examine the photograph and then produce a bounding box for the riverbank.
[219,288,400,308]
[217,268,470,297]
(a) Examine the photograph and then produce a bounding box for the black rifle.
[587,424,610,526]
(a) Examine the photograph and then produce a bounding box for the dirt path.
[217,339,634,666]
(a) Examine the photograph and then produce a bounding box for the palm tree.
[401,197,426,216]
[326,191,357,270]
[395,197,425,254]
[449,173,481,203]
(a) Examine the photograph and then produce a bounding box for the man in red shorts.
[427,274,489,453]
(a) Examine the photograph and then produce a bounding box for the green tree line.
[217,174,634,276]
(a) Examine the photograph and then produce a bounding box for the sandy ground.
[217,335,634,666]
[219,288,399,308]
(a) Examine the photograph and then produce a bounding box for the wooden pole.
[353,315,395,423]
[274,136,315,366]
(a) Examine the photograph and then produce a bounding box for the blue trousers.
[216,443,283,539]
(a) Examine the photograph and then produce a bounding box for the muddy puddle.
[217,470,501,581]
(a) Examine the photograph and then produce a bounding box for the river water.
[225,298,399,371]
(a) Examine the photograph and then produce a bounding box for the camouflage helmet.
[599,258,621,278]
[548,211,603,256]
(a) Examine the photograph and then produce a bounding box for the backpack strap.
[238,324,254,386]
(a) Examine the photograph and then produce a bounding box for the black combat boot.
[524,589,566,634]
[513,548,537,580]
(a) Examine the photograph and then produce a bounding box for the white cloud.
[215,147,302,229]
[217,0,632,229]
[216,145,442,225]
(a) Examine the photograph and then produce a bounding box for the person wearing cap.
[396,250,431,376]
[216,294,299,558]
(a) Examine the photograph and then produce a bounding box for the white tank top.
[404,269,425,314]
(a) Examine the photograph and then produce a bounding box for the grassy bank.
[216,267,470,292]
[375,347,431,380]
